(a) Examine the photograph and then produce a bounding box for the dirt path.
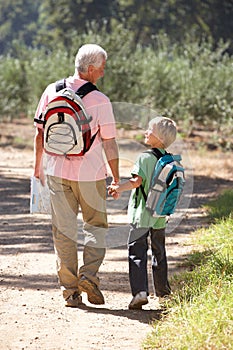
[0,119,233,350]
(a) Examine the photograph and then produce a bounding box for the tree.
[35,0,119,50]
[0,0,233,54]
[0,0,40,54]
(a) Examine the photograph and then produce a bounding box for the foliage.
[1,1,233,53]
[117,0,233,51]
[0,0,39,53]
[35,0,118,50]
[24,46,74,117]
[143,191,233,350]
[0,51,30,119]
[0,27,232,147]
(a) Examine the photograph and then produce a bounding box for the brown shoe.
[65,292,84,308]
[79,276,105,305]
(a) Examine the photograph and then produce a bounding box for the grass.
[204,189,233,221]
[143,190,233,350]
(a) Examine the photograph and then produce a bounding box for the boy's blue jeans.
[128,225,171,297]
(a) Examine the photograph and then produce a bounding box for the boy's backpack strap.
[150,148,168,158]
[134,148,167,208]
[135,185,147,208]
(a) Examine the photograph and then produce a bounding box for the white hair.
[75,44,107,73]
[149,116,177,148]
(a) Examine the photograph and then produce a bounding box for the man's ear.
[88,65,95,74]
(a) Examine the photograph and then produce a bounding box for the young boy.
[108,116,177,309]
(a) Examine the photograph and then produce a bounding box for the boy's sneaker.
[128,291,148,310]
[79,276,105,305]
[65,292,84,308]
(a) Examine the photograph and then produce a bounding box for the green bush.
[0,55,30,119]
[25,46,74,117]
[0,30,232,146]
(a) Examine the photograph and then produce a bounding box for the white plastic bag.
[30,176,51,214]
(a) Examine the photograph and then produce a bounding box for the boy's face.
[144,126,163,148]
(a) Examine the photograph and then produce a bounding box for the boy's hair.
[75,44,107,73]
[149,116,177,148]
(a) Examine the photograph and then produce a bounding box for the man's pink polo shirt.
[34,75,117,181]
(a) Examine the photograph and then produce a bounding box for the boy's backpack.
[136,148,185,217]
[34,79,99,157]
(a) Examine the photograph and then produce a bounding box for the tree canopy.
[0,0,232,54]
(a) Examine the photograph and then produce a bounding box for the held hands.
[107,184,120,200]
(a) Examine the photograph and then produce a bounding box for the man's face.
[89,59,106,84]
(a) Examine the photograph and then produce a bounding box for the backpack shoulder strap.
[76,82,100,149]
[75,82,99,98]
[55,80,99,98]
[150,148,168,159]
[135,184,147,207]
[136,148,171,207]
[55,78,66,92]
[134,148,166,208]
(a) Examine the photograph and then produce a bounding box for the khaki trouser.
[47,176,107,300]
